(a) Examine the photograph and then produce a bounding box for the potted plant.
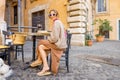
[85,33,93,46]
[93,19,113,42]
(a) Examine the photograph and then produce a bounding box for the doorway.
[104,31,109,38]
[32,10,45,39]
[32,10,45,32]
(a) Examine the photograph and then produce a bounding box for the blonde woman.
[30,9,67,76]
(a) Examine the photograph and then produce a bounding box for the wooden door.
[32,10,45,32]
[32,10,45,39]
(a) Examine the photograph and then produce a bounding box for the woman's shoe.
[30,60,42,67]
[37,71,52,76]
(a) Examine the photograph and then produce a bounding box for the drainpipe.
[7,2,11,29]
[18,0,21,32]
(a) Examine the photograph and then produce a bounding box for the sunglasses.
[49,14,56,17]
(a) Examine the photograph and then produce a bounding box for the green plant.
[85,33,93,46]
[93,19,113,36]
[85,33,92,40]
[95,34,103,37]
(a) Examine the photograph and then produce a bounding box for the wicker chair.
[2,30,26,62]
[11,34,26,62]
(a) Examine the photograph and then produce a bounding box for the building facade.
[1,0,120,46]
[5,0,90,46]
[92,0,120,40]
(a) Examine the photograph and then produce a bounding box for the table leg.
[32,35,36,61]
[7,48,11,65]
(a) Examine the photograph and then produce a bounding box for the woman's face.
[49,11,57,20]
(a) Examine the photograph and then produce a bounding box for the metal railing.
[8,26,38,33]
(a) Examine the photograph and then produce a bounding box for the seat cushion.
[0,45,9,49]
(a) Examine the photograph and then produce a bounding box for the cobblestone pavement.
[8,40,120,80]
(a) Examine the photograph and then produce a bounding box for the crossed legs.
[30,40,63,76]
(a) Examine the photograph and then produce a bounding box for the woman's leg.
[37,45,49,75]
[30,46,42,67]
[30,40,50,67]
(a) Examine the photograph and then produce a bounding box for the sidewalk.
[8,40,120,80]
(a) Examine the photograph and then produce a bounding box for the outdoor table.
[0,45,11,65]
[29,31,50,61]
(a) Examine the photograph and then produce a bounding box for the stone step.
[69,22,86,28]
[69,10,87,16]
[67,3,87,11]
[67,16,87,23]
[68,28,86,34]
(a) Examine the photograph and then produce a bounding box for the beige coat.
[48,20,67,49]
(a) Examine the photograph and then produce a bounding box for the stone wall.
[67,0,88,46]
[0,0,5,20]
[0,0,7,45]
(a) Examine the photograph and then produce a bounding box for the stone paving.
[7,40,120,80]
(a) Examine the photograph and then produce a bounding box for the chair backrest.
[65,31,72,55]
[2,30,11,45]
[13,34,26,44]
[2,30,26,45]
[2,30,10,35]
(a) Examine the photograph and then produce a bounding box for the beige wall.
[48,0,68,29]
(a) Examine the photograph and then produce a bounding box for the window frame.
[96,0,108,13]
[13,5,18,25]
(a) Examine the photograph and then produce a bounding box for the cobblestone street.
[8,40,120,80]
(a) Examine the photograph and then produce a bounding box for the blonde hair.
[49,9,58,16]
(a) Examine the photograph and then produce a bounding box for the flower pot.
[96,36,104,42]
[86,40,93,46]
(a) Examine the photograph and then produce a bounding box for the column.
[67,0,88,46]
[0,0,7,45]
[18,0,21,32]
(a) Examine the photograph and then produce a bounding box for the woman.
[30,9,67,76]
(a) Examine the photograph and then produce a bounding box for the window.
[14,5,18,24]
[97,0,107,13]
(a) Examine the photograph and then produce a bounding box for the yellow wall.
[0,0,6,20]
[24,0,68,30]
[94,0,120,40]
[47,0,68,29]
[24,0,48,26]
